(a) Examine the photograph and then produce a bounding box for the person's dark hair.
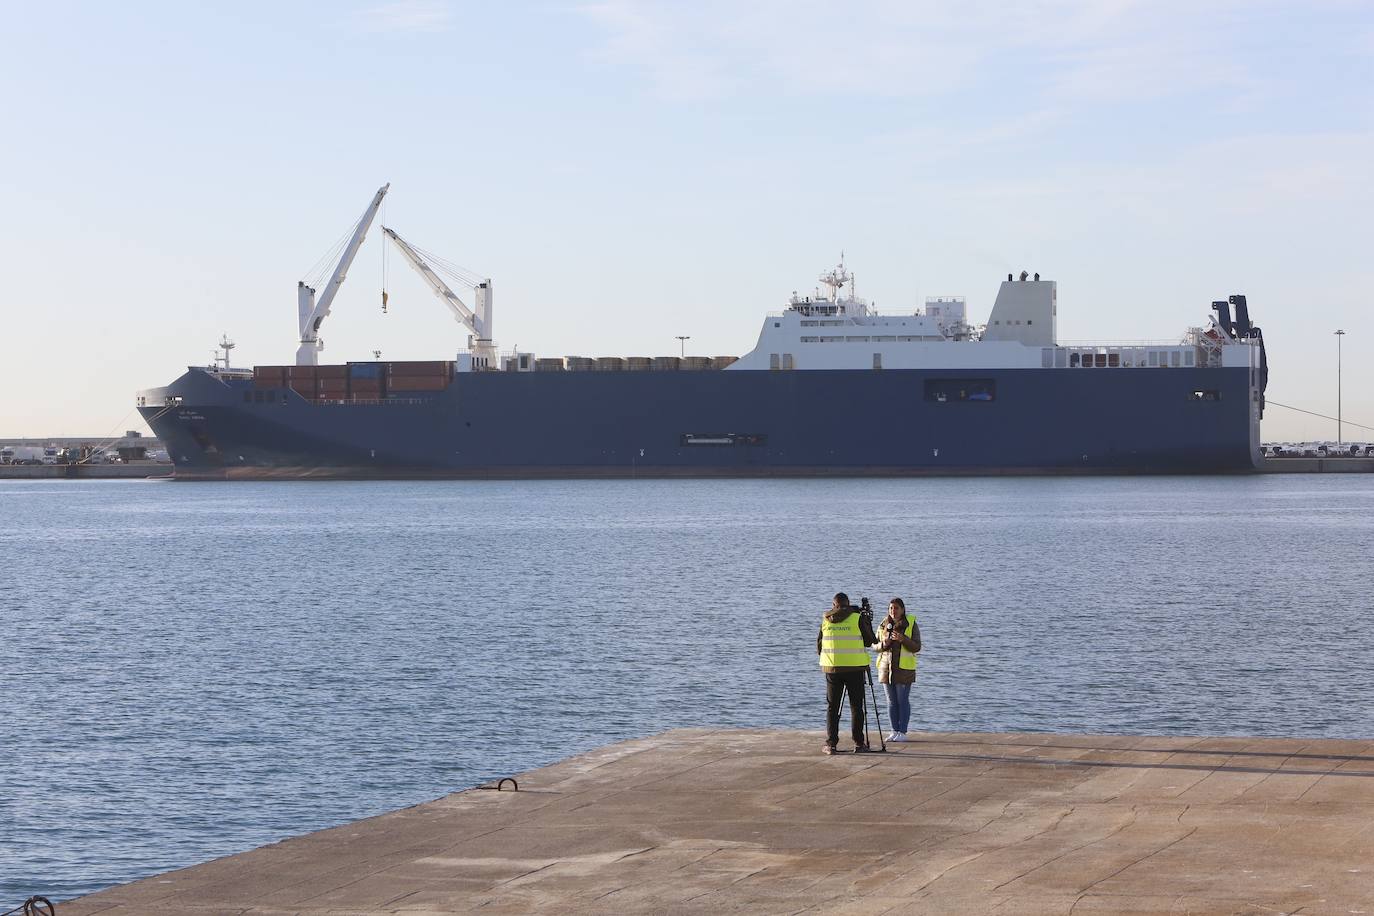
[832,592,850,610]
[889,597,906,616]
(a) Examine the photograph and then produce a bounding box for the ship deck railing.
[313,398,431,407]
[1055,338,1191,347]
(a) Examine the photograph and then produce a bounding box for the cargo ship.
[137,185,1269,478]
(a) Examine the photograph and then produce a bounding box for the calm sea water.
[2,476,1373,902]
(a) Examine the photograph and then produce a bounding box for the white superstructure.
[730,260,1257,373]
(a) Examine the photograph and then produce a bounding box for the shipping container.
[253,366,287,387]
[566,357,595,371]
[595,357,625,371]
[652,356,681,371]
[388,360,453,377]
[349,362,384,379]
[287,365,317,380]
[681,357,712,370]
[315,364,348,379]
[388,376,449,391]
[625,357,653,371]
[713,356,739,368]
[535,358,566,371]
[288,380,316,397]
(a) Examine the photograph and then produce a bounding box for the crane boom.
[382,226,496,369]
[295,183,390,366]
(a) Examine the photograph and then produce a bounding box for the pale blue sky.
[2,1,1370,441]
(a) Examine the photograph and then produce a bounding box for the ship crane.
[381,226,496,369]
[295,183,390,366]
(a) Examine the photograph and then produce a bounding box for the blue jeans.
[884,681,912,733]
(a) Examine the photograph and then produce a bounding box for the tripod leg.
[866,667,887,752]
[858,676,869,750]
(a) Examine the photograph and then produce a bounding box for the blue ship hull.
[139,367,1260,478]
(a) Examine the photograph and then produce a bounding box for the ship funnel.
[1211,300,1234,336]
[1229,294,1251,337]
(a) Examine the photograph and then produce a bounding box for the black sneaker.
[853,743,872,753]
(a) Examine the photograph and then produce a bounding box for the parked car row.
[0,445,170,465]
[1264,442,1374,457]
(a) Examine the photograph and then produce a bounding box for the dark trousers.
[824,669,868,748]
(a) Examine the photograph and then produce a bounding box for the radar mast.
[818,253,853,301]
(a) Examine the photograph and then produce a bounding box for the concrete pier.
[1260,457,1374,473]
[0,464,168,479]
[63,729,1374,914]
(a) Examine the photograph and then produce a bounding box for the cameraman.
[817,592,877,754]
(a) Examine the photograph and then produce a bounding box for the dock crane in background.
[295,183,390,366]
[381,226,496,369]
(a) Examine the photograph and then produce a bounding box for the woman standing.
[876,598,920,742]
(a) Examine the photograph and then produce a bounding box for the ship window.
[1189,390,1219,401]
[769,353,780,370]
[873,353,882,370]
[1185,351,1195,366]
[782,353,795,370]
[1069,352,1080,367]
[925,379,996,403]
[1171,351,1181,367]
[1108,353,1120,368]
[1027,320,1033,325]
[1095,354,1107,368]
[774,322,781,328]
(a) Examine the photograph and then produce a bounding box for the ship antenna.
[217,333,236,370]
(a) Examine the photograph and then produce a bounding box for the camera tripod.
[842,668,888,753]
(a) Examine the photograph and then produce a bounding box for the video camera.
[857,596,873,618]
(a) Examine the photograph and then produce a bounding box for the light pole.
[1335,329,1345,446]
[675,335,691,358]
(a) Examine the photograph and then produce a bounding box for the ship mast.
[215,334,235,370]
[819,254,852,301]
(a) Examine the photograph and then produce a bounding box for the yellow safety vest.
[892,617,918,671]
[819,612,870,668]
